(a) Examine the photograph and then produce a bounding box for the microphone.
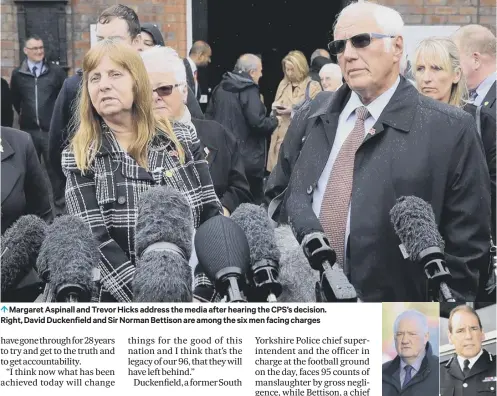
[301,232,357,302]
[37,215,99,302]
[275,225,319,302]
[389,196,455,302]
[194,215,250,302]
[230,203,282,302]
[133,186,193,302]
[1,215,47,302]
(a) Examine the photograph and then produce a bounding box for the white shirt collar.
[27,59,43,73]
[476,72,496,104]
[400,348,426,374]
[457,349,484,372]
[342,76,400,123]
[187,57,197,74]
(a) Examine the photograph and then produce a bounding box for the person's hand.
[275,106,292,116]
[223,207,231,216]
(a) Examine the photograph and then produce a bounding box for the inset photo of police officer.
[440,302,496,395]
[382,302,440,396]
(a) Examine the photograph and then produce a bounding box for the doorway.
[193,0,344,111]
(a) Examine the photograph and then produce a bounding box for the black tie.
[32,66,38,77]
[463,359,470,377]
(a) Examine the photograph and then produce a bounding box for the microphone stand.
[419,247,455,302]
[247,259,282,302]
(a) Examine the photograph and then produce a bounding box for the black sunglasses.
[153,83,183,97]
[328,33,395,55]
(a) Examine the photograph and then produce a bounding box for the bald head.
[189,40,212,67]
[452,25,496,89]
[311,48,330,64]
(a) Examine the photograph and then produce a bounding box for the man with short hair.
[283,1,491,301]
[206,54,278,203]
[319,63,343,92]
[452,25,496,109]
[441,305,496,396]
[10,35,65,160]
[184,40,212,101]
[383,310,439,395]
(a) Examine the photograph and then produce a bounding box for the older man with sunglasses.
[282,1,491,302]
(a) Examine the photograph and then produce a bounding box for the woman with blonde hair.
[267,50,321,172]
[61,39,221,302]
[413,37,467,107]
[414,36,495,246]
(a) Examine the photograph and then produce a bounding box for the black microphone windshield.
[389,196,445,260]
[231,203,282,300]
[1,215,47,293]
[39,215,99,302]
[135,186,193,259]
[195,216,250,278]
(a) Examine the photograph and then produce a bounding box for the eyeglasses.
[26,46,44,51]
[328,33,395,55]
[153,83,183,97]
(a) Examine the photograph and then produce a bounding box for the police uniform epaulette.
[445,356,455,368]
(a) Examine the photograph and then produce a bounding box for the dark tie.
[319,106,369,268]
[32,66,38,77]
[463,359,470,377]
[402,365,413,388]
[468,88,478,102]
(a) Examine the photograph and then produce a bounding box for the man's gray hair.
[334,1,404,51]
[235,54,261,73]
[311,48,330,64]
[393,310,429,335]
[140,46,187,84]
[319,63,342,79]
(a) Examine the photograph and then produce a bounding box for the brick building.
[1,0,495,96]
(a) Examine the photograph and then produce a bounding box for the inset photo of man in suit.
[440,303,496,396]
[382,302,440,396]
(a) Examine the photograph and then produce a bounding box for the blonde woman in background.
[267,50,321,172]
[413,37,467,107]
[414,36,496,289]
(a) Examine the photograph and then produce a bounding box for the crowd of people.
[0,2,496,304]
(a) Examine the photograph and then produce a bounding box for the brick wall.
[378,0,496,27]
[1,0,495,81]
[0,0,187,80]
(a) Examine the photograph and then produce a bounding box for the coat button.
[307,185,313,195]
[117,196,126,205]
[462,383,468,388]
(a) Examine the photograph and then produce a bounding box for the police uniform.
[440,349,496,396]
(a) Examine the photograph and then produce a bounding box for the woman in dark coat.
[1,126,53,234]
[58,40,221,303]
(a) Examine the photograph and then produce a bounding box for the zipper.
[34,76,40,128]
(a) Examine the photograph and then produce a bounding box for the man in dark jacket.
[206,53,278,203]
[453,25,496,110]
[441,305,496,396]
[284,2,491,301]
[1,78,14,127]
[10,35,65,161]
[383,310,439,396]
